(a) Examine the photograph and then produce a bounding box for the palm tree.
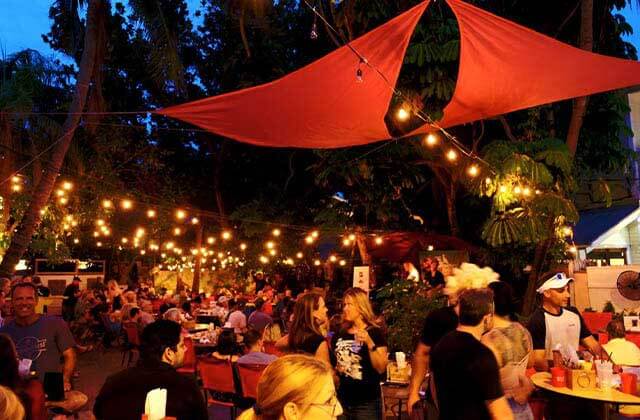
[0,0,104,276]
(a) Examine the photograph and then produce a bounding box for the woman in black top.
[212,330,243,362]
[332,287,388,420]
[287,292,331,367]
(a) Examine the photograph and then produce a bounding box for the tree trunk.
[355,230,376,288]
[0,0,102,277]
[213,140,227,227]
[192,219,204,293]
[566,0,593,155]
[0,117,15,229]
[445,183,459,236]
[523,237,554,315]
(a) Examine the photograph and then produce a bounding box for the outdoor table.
[188,323,209,333]
[46,390,88,415]
[195,315,221,326]
[381,382,409,420]
[531,372,640,420]
[193,342,217,355]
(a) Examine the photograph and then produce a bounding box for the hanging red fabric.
[417,0,640,132]
[156,0,640,148]
[153,1,430,148]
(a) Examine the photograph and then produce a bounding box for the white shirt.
[604,338,640,366]
[228,310,247,334]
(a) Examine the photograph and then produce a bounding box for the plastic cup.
[622,373,638,395]
[551,367,566,387]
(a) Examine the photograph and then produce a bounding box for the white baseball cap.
[536,272,573,293]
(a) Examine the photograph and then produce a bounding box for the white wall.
[587,265,640,311]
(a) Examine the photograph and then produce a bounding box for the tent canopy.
[155,0,640,148]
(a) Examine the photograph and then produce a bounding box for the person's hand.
[63,380,71,392]
[512,376,534,404]
[407,391,421,416]
[355,329,373,349]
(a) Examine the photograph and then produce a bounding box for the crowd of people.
[0,262,635,420]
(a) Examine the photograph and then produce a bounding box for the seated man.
[237,329,277,365]
[604,318,640,366]
[0,282,76,390]
[94,320,207,420]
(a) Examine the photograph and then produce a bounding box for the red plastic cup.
[550,367,566,387]
[621,372,638,395]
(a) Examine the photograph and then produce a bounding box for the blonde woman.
[332,287,387,420]
[106,280,123,311]
[237,354,342,420]
[0,385,25,420]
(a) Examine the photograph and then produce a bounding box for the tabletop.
[45,390,88,412]
[532,372,640,405]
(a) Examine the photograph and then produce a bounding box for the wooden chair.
[198,357,237,418]
[121,322,140,367]
[236,363,267,400]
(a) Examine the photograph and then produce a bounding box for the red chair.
[122,322,141,367]
[198,357,237,417]
[177,337,197,376]
[236,363,267,400]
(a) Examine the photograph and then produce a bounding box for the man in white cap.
[527,273,606,372]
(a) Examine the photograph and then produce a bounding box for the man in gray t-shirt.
[0,282,76,389]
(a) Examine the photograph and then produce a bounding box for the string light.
[313,259,321,266]
[102,199,113,209]
[339,260,346,266]
[146,209,157,218]
[96,241,102,247]
[140,250,146,255]
[396,107,410,121]
[272,228,281,237]
[348,233,356,241]
[311,230,319,238]
[240,243,247,251]
[446,149,458,162]
[523,187,531,197]
[93,231,100,237]
[11,176,21,183]
[467,164,479,177]
[513,186,522,195]
[173,227,182,236]
[269,249,277,256]
[342,238,351,246]
[427,245,434,251]
[73,238,79,244]
[121,199,133,210]
[305,236,314,244]
[260,255,269,264]
[499,185,507,193]
[11,184,21,192]
[175,209,187,220]
[296,252,303,259]
[375,237,383,245]
[424,133,439,147]
[55,189,65,197]
[96,219,105,226]
[222,231,232,240]
[191,217,199,224]
[121,237,128,244]
[265,241,275,249]
[62,181,73,191]
[165,242,175,250]
[58,197,68,205]
[135,227,145,237]
[329,255,337,262]
[207,237,215,244]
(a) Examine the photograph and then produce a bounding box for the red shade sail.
[433,0,640,129]
[154,1,430,148]
[156,0,640,148]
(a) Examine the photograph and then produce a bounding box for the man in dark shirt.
[407,302,458,414]
[94,320,208,420]
[423,258,445,289]
[430,289,513,420]
[62,277,81,321]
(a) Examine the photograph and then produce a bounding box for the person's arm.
[486,397,514,420]
[62,347,76,390]
[275,334,289,351]
[407,342,429,415]
[359,328,388,374]
[314,340,333,368]
[581,336,609,360]
[533,350,548,372]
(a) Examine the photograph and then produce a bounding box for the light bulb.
[296,252,303,259]
[375,237,383,245]
[424,133,439,146]
[467,165,479,177]
[147,209,156,218]
[222,231,231,240]
[396,107,410,121]
[102,199,113,209]
[446,149,458,162]
[121,199,133,210]
[240,243,247,251]
[272,228,281,237]
[175,209,186,220]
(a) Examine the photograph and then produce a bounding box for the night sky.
[0,1,639,63]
